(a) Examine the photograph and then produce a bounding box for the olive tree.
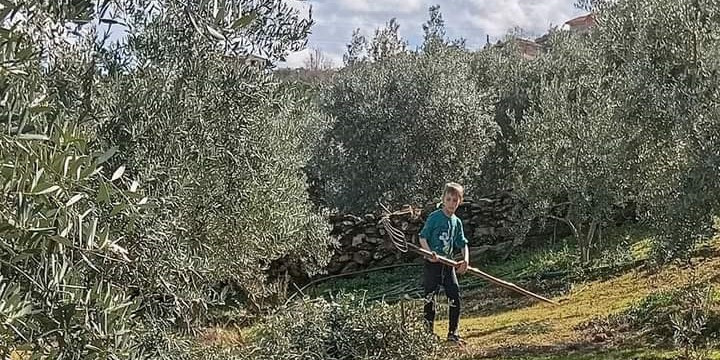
[96,0,332,324]
[312,45,497,213]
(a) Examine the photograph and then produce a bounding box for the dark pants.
[423,261,461,336]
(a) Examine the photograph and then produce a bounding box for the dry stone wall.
[325,190,566,275]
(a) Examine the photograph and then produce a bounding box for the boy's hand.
[456,260,468,274]
[428,252,439,263]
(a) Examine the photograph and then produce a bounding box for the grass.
[496,349,720,360]
[432,251,720,359]
[199,224,720,359]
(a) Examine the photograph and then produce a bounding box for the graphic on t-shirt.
[440,219,456,255]
[439,230,451,255]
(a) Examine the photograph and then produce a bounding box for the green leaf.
[232,11,257,29]
[97,147,118,165]
[59,223,73,237]
[110,204,128,216]
[51,235,72,246]
[97,182,111,204]
[206,24,225,40]
[29,105,52,114]
[187,11,203,35]
[98,226,110,248]
[16,133,49,141]
[31,185,60,195]
[99,18,125,26]
[129,180,139,193]
[66,194,84,207]
[87,217,97,248]
[28,227,54,233]
[111,165,125,181]
[31,168,44,192]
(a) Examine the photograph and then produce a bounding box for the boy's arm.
[419,214,438,262]
[456,222,470,274]
[419,237,439,262]
[457,245,469,274]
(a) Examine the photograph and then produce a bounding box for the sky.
[281,0,588,68]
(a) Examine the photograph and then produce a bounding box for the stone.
[366,237,382,244]
[496,227,512,238]
[474,227,493,237]
[339,236,352,247]
[341,262,359,273]
[352,234,366,247]
[353,250,372,265]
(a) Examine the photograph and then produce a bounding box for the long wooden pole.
[406,242,558,305]
[379,212,558,306]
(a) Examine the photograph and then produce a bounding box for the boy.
[418,182,469,344]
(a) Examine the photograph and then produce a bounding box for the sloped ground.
[193,228,720,360]
[433,255,720,359]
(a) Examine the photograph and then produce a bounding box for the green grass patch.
[496,349,720,360]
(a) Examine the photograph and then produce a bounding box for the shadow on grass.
[454,341,685,360]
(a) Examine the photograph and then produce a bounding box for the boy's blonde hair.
[443,182,464,199]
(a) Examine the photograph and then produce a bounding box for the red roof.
[565,13,595,27]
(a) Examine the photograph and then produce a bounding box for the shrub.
[252,294,439,360]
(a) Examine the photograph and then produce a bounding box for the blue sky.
[282,0,587,68]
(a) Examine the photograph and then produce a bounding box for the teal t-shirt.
[419,209,468,257]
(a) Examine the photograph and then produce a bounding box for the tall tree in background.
[312,46,497,213]
[588,0,720,260]
[305,47,335,70]
[422,5,446,52]
[368,18,407,61]
[343,28,368,66]
[98,2,331,334]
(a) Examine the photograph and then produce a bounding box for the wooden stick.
[406,242,559,306]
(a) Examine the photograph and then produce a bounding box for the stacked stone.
[325,212,421,274]
[323,191,546,275]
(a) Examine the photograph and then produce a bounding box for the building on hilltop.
[562,13,596,34]
[240,53,271,69]
[484,13,595,60]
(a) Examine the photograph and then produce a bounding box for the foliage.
[368,18,407,62]
[251,294,439,360]
[497,0,720,263]
[0,1,152,357]
[1,0,329,357]
[311,44,497,213]
[588,0,720,261]
[96,0,332,325]
[343,28,368,67]
[421,5,446,53]
[579,281,720,358]
[470,41,541,194]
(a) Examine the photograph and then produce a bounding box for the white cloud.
[283,49,309,68]
[458,0,585,40]
[336,0,424,13]
[279,0,587,68]
[281,48,343,69]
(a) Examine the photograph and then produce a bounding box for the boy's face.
[442,191,461,213]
